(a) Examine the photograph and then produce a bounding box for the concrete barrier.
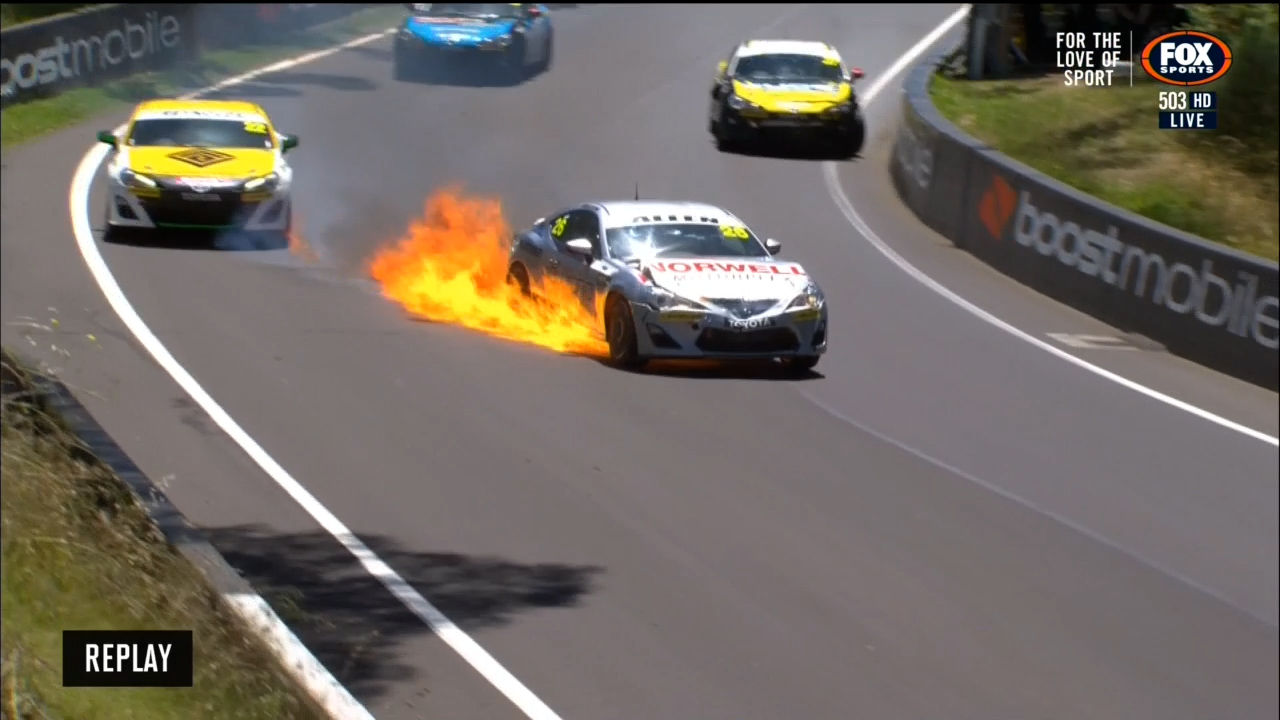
[889,51,1279,391]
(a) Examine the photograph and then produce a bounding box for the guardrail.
[889,50,1280,391]
[1,3,376,107]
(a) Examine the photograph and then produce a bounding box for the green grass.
[0,352,323,720]
[0,3,101,29]
[930,73,1279,262]
[1,5,403,148]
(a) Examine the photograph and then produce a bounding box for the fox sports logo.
[1141,31,1232,86]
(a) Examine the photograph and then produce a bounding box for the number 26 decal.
[551,216,568,238]
[720,225,749,240]
[244,121,268,134]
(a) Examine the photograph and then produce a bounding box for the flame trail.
[368,187,609,356]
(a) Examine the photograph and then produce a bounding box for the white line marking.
[824,5,1280,448]
[70,28,566,720]
[1046,333,1138,351]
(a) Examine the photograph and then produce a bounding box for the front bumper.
[722,105,858,134]
[630,301,828,359]
[106,177,290,231]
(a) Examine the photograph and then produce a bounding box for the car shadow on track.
[715,140,862,163]
[395,61,549,88]
[205,524,603,706]
[591,358,825,381]
[101,227,290,252]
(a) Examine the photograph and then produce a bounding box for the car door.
[549,209,603,310]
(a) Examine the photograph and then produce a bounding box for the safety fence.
[888,50,1279,391]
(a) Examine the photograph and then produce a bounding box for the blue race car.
[394,3,553,83]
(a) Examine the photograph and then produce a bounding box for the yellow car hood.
[127,146,275,179]
[731,80,852,113]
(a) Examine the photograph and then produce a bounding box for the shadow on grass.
[204,524,603,703]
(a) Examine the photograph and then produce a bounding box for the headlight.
[118,168,157,190]
[726,95,759,111]
[786,283,824,310]
[484,34,513,48]
[824,101,854,114]
[648,286,704,311]
[242,173,279,192]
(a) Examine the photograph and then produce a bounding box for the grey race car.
[505,200,829,371]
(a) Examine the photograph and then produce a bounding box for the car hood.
[643,258,811,302]
[406,16,517,43]
[125,146,276,179]
[731,79,852,112]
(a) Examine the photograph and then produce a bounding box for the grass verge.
[930,73,1279,262]
[1,5,403,148]
[1,351,323,720]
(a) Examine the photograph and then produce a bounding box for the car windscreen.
[605,223,771,260]
[414,3,523,20]
[733,53,843,84]
[127,119,274,149]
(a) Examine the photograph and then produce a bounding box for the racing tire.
[785,355,821,374]
[537,30,554,74]
[506,263,533,299]
[502,38,527,83]
[604,295,646,370]
[838,113,866,158]
[393,42,421,82]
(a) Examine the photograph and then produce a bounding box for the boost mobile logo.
[1006,189,1278,349]
[979,174,1017,240]
[1141,31,1232,86]
[0,12,180,96]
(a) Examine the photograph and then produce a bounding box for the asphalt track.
[3,4,1278,719]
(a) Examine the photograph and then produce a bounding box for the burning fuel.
[369,187,608,356]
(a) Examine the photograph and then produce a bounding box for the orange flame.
[369,187,609,356]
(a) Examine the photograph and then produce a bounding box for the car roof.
[586,200,748,229]
[132,99,270,122]
[735,39,840,61]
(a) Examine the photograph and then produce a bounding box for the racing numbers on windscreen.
[243,121,268,134]
[550,215,568,238]
[720,225,750,240]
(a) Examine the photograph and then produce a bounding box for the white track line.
[824,5,1279,448]
[70,28,566,720]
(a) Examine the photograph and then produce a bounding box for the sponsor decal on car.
[650,261,806,276]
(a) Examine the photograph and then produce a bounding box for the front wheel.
[393,43,416,81]
[501,38,527,83]
[604,295,646,370]
[785,355,821,374]
[837,113,865,158]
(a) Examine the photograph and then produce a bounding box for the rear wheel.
[838,113,866,158]
[605,295,646,370]
[506,263,533,298]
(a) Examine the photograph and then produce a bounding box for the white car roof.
[592,200,748,230]
[735,39,840,61]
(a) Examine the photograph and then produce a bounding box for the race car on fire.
[506,200,828,371]
[709,39,866,156]
[394,3,553,82]
[96,99,299,237]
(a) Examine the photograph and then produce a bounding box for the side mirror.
[527,6,543,17]
[280,134,299,152]
[565,238,593,256]
[764,238,782,255]
[96,131,117,147]
[850,67,865,81]
[716,60,728,76]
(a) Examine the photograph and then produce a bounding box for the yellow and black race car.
[708,39,866,157]
[96,99,299,237]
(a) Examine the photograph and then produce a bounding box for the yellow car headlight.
[242,173,279,192]
[119,168,157,189]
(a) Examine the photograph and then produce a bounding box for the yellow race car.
[708,39,866,156]
[96,99,300,237]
